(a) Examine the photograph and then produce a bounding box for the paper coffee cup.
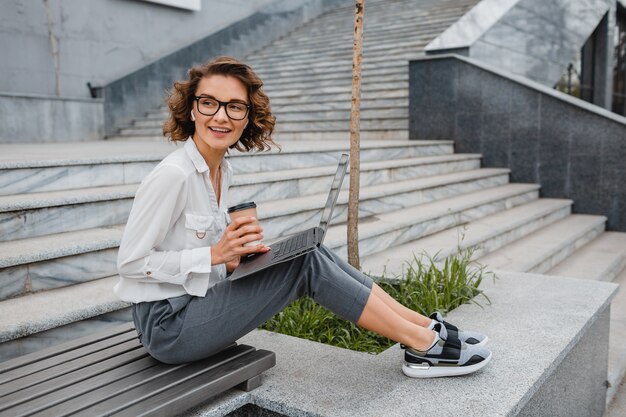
[227,202,261,247]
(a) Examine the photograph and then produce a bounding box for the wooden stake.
[348,0,364,269]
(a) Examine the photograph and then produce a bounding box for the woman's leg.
[317,245,432,328]
[356,289,436,351]
[144,247,434,363]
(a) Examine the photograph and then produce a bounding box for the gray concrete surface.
[184,270,617,417]
[409,54,626,231]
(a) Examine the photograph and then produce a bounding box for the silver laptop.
[228,154,349,281]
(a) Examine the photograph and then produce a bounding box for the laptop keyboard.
[273,233,307,258]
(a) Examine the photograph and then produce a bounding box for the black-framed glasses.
[194,96,251,120]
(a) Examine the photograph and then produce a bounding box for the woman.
[115,56,491,378]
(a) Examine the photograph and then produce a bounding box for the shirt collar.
[184,138,233,176]
[184,138,209,173]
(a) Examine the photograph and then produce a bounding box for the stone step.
[261,80,409,95]
[260,168,513,241]
[2,158,483,299]
[0,184,136,242]
[274,107,408,122]
[245,53,424,74]
[266,15,461,47]
[606,267,626,406]
[0,226,122,301]
[252,37,434,63]
[547,231,626,282]
[0,275,129,346]
[0,140,449,193]
[540,231,626,406]
[476,214,607,274]
[266,81,408,100]
[262,71,408,90]
[121,118,408,136]
[0,153,479,242]
[136,107,409,128]
[146,98,409,121]
[241,73,411,96]
[274,130,410,141]
[0,164,493,299]
[361,198,574,278]
[266,5,473,44]
[276,118,407,132]
[266,26,439,53]
[234,153,483,205]
[0,180,528,347]
[152,88,408,109]
[248,50,426,73]
[108,129,411,142]
[325,183,544,261]
[0,141,175,196]
[253,59,406,79]
[221,271,616,417]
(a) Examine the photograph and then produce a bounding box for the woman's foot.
[401,323,492,378]
[429,311,488,346]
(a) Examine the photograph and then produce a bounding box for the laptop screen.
[318,153,349,235]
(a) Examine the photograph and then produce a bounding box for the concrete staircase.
[1,0,625,409]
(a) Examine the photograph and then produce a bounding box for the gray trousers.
[132,245,374,364]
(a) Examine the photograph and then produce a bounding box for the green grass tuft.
[260,245,495,354]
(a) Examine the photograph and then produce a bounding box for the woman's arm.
[117,164,210,285]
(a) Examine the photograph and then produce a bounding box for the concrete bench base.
[188,270,617,417]
[0,322,275,417]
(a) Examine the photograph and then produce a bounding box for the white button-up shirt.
[115,139,233,303]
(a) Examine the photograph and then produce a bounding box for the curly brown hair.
[163,56,277,152]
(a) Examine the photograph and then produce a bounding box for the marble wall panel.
[0,164,125,196]
[427,0,612,88]
[0,266,29,301]
[457,65,484,112]
[454,112,483,155]
[229,145,453,174]
[329,189,540,260]
[568,153,602,214]
[0,307,132,363]
[122,161,159,184]
[425,0,519,51]
[509,122,540,184]
[480,113,512,169]
[409,56,626,230]
[28,248,118,292]
[0,199,133,242]
[0,95,104,143]
[470,39,566,86]
[518,0,611,39]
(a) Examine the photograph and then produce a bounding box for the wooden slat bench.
[0,322,275,417]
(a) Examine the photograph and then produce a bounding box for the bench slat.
[28,344,255,417]
[24,357,184,417]
[0,323,135,374]
[0,338,141,397]
[69,345,260,417]
[115,350,276,417]
[1,318,275,417]
[2,345,151,416]
[0,329,138,385]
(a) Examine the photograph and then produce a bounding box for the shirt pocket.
[184,213,216,242]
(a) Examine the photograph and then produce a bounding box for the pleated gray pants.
[132,245,374,364]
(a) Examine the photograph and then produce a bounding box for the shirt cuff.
[181,246,212,275]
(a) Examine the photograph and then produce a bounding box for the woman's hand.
[225,257,240,273]
[211,216,270,266]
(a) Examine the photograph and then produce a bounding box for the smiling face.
[191,74,249,163]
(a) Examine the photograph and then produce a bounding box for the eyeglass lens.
[196,98,248,120]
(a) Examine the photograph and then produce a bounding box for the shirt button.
[146,271,152,276]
